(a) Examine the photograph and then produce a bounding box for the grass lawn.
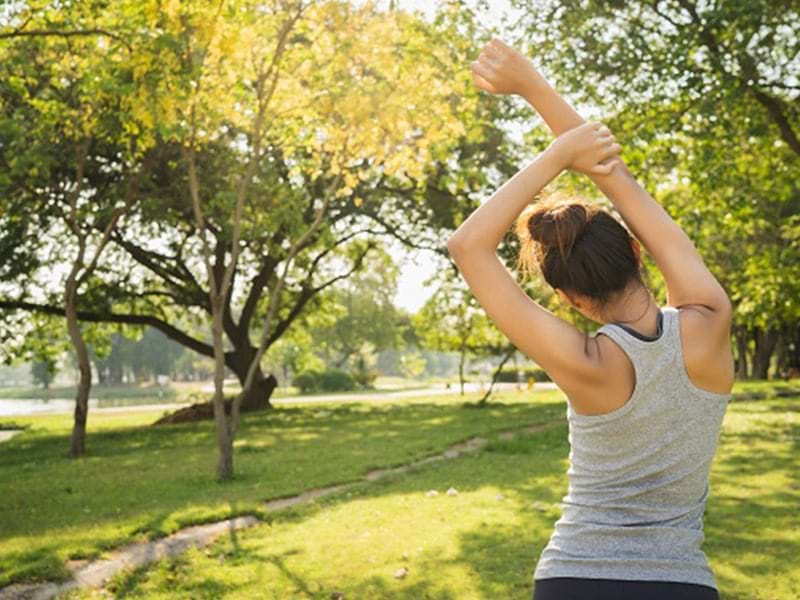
[2,384,798,599]
[0,389,565,589]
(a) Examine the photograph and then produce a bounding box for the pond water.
[0,397,185,417]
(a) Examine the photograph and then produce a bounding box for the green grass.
[2,384,799,599]
[0,390,565,589]
[727,378,800,396]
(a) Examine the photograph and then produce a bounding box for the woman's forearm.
[447,147,564,254]
[521,77,585,136]
[519,75,645,203]
[519,70,730,310]
[519,71,658,208]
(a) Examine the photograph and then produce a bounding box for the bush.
[494,366,552,383]
[291,368,357,393]
[351,366,379,388]
[291,369,323,393]
[351,352,379,388]
[318,368,356,392]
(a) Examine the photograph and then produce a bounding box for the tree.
[511,0,800,378]
[0,0,515,475]
[309,246,405,368]
[31,359,56,389]
[413,271,509,397]
[0,0,156,455]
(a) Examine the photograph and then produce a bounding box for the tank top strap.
[593,306,679,387]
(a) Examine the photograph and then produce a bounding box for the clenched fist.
[470,38,543,97]
[549,121,623,176]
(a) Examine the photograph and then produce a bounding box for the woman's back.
[533,306,731,590]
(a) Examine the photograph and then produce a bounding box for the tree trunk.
[458,342,466,396]
[477,347,515,405]
[211,308,234,481]
[241,371,277,409]
[110,361,123,384]
[790,326,800,375]
[734,325,750,380]
[66,280,92,458]
[752,326,779,380]
[775,323,800,379]
[151,357,277,426]
[333,349,354,370]
[227,346,276,411]
[775,325,790,378]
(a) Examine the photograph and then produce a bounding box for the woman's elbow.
[447,234,469,257]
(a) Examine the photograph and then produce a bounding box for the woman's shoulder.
[669,304,735,396]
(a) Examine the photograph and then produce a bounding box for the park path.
[0,381,558,418]
[0,419,562,600]
[274,381,557,403]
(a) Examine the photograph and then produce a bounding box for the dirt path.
[0,420,560,600]
[0,430,22,443]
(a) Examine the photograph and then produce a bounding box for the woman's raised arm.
[445,122,622,399]
[472,39,733,317]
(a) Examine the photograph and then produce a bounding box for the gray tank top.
[533,305,731,589]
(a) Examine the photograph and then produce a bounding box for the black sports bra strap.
[611,309,664,342]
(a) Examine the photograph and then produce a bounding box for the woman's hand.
[548,122,622,176]
[470,39,545,97]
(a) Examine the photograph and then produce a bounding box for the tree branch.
[0,299,213,357]
[265,241,375,349]
[673,0,800,156]
[0,28,133,52]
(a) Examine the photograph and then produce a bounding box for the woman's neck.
[603,284,659,336]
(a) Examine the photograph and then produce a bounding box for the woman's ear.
[556,288,580,309]
[631,237,642,263]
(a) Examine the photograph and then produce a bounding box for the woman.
[447,39,734,600]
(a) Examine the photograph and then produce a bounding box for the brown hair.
[515,195,647,311]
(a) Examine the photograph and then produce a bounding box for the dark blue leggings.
[533,577,721,600]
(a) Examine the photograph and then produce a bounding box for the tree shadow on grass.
[53,394,797,599]
[232,411,798,600]
[0,398,561,537]
[704,420,800,598]
[108,551,242,599]
[239,424,570,599]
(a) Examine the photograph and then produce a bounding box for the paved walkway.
[1,381,559,417]
[272,381,558,405]
[0,430,22,442]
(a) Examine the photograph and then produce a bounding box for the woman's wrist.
[542,138,569,173]
[529,144,567,185]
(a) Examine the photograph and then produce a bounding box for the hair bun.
[526,201,590,259]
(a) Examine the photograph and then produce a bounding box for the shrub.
[318,368,356,392]
[351,352,379,388]
[291,369,323,393]
[529,367,551,382]
[293,368,371,393]
[351,366,379,388]
[494,366,552,383]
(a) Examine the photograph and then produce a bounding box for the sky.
[391,241,444,314]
